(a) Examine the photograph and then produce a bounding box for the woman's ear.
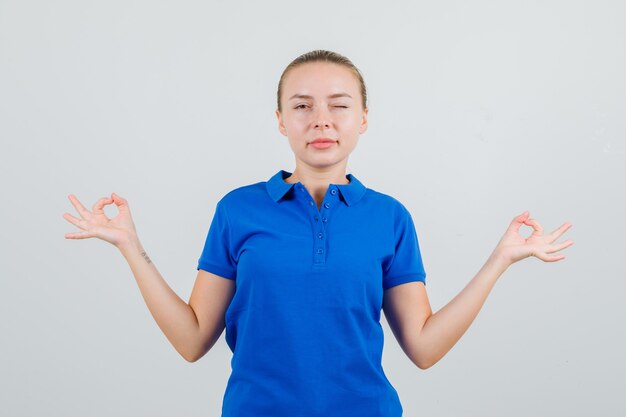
[359,107,369,134]
[276,110,287,136]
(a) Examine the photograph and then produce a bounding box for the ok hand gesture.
[494,211,574,266]
[63,193,138,248]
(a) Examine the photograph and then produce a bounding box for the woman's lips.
[310,139,337,149]
[310,141,335,149]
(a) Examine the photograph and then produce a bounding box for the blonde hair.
[276,50,368,113]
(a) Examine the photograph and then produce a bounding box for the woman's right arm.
[63,193,235,362]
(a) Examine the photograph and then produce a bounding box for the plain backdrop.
[1,0,625,416]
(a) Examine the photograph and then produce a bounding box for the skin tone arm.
[62,193,236,362]
[382,211,574,370]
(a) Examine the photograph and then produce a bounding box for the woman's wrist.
[116,232,143,256]
[487,248,513,272]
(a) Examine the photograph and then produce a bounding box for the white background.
[1,0,624,416]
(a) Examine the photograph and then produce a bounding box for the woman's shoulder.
[362,185,411,214]
[218,180,267,206]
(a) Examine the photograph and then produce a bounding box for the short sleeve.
[197,200,237,280]
[382,204,427,290]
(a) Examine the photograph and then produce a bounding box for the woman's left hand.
[493,211,574,266]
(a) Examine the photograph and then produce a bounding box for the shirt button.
[317,232,323,239]
[324,202,330,209]
[322,217,328,223]
[309,200,314,206]
[317,248,324,254]
[330,189,337,195]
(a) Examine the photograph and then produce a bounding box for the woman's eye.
[294,104,348,109]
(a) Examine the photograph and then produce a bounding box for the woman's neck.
[284,166,350,206]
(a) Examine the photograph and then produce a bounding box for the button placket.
[297,183,324,265]
[296,183,339,267]
[312,185,337,266]
[313,198,326,265]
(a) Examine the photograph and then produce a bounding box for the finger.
[523,218,544,237]
[92,197,113,216]
[507,210,530,233]
[64,229,93,239]
[68,194,90,218]
[547,222,573,243]
[111,193,130,213]
[515,210,530,221]
[536,252,566,262]
[62,212,85,229]
[546,239,574,254]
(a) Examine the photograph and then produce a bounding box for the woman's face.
[276,62,368,172]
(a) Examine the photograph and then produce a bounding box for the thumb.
[508,210,530,233]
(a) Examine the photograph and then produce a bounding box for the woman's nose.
[313,107,331,128]
[314,119,330,128]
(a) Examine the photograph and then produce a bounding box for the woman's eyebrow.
[288,93,353,100]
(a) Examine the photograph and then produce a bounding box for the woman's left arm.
[383,211,574,370]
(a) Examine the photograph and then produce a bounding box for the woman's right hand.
[63,193,138,248]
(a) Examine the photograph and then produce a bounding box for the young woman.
[63,50,574,417]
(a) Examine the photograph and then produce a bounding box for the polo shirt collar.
[266,169,367,206]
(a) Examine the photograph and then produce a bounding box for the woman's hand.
[63,193,138,248]
[493,211,574,266]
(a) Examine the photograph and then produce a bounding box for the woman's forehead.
[283,63,359,94]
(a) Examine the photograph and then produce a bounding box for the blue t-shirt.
[197,169,427,417]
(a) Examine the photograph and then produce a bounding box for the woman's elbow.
[178,345,205,363]
[416,359,435,370]
[412,353,438,370]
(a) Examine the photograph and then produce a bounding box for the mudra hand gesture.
[494,211,574,266]
[63,193,137,248]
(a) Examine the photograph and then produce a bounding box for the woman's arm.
[63,193,235,362]
[116,236,233,363]
[117,236,203,361]
[383,211,573,370]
